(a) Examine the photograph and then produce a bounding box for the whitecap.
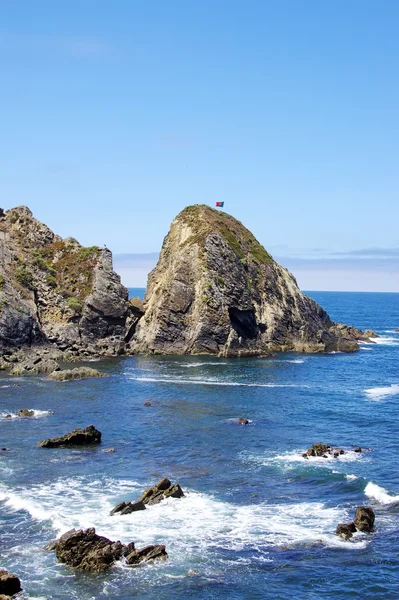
[364,384,399,401]
[369,336,398,345]
[0,476,369,557]
[360,347,373,351]
[1,409,52,419]
[178,362,229,368]
[365,482,399,505]
[132,376,310,388]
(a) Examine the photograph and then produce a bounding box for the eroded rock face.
[38,425,102,447]
[51,528,167,572]
[110,477,185,515]
[0,206,130,355]
[354,506,375,532]
[130,205,366,356]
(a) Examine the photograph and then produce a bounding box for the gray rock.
[130,205,368,356]
[125,544,167,565]
[17,409,34,417]
[38,425,102,448]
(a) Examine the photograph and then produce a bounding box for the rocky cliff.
[0,206,129,355]
[130,205,366,356]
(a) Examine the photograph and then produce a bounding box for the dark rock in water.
[130,205,370,357]
[38,425,101,447]
[143,401,152,406]
[336,522,356,540]
[46,367,108,382]
[354,506,375,532]
[354,447,362,453]
[10,357,60,376]
[125,544,168,565]
[237,418,249,425]
[110,477,185,515]
[17,409,34,417]
[1,448,6,451]
[52,527,128,573]
[307,443,332,457]
[302,453,309,459]
[4,414,12,419]
[0,569,22,596]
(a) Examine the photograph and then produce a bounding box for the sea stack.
[0,206,129,355]
[130,205,361,356]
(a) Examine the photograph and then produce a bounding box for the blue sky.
[1,1,398,291]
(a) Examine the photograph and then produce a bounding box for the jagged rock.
[45,367,108,381]
[38,425,101,447]
[10,356,60,376]
[336,522,356,540]
[52,527,128,573]
[125,544,167,565]
[110,478,185,516]
[354,506,375,532]
[307,443,332,457]
[0,570,22,596]
[0,206,130,357]
[237,417,249,425]
[17,409,34,417]
[131,205,367,356]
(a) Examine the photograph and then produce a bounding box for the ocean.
[0,291,398,599]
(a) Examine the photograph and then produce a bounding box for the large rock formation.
[130,205,366,356]
[0,206,129,356]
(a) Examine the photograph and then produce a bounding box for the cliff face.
[131,205,360,356]
[0,207,129,353]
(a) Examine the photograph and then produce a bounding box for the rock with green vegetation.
[131,204,364,356]
[46,366,108,381]
[0,206,130,357]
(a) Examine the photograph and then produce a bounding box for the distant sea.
[0,291,398,599]
[128,287,146,300]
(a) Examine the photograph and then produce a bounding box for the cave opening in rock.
[228,306,259,339]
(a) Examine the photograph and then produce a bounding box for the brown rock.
[143,401,152,406]
[38,425,101,448]
[17,409,34,417]
[125,544,168,565]
[0,570,22,596]
[336,522,356,540]
[354,506,375,532]
[237,418,249,425]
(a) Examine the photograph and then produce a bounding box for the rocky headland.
[130,205,375,356]
[0,204,377,366]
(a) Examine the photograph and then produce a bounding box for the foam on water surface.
[131,376,310,388]
[0,476,368,558]
[0,409,53,419]
[365,482,399,505]
[364,384,399,401]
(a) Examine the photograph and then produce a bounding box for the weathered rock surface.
[303,442,346,459]
[17,409,34,417]
[336,522,356,540]
[0,570,22,596]
[0,206,130,359]
[46,367,107,382]
[110,477,185,515]
[51,528,167,572]
[130,205,369,356]
[125,544,168,565]
[336,506,375,540]
[38,425,102,447]
[354,506,375,532]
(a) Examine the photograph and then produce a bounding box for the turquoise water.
[0,292,398,599]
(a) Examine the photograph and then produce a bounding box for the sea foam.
[365,482,399,505]
[364,384,399,401]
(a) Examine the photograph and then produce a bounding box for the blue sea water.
[0,291,399,600]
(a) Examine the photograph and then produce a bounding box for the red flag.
[215,201,224,207]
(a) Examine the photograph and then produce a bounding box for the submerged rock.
[0,570,22,597]
[130,205,369,356]
[110,477,185,515]
[46,367,108,381]
[38,425,102,447]
[354,506,375,532]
